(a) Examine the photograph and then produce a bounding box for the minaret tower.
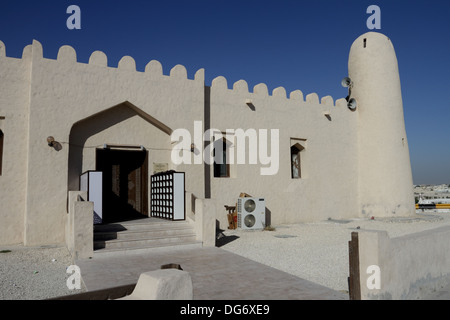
[348,32,415,217]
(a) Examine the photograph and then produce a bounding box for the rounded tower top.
[348,32,401,115]
[349,32,399,81]
[350,32,395,53]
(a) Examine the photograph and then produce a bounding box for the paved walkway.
[76,246,348,300]
[422,283,450,300]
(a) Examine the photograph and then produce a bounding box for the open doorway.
[96,148,148,223]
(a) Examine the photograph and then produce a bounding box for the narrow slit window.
[0,130,3,176]
[363,38,367,48]
[213,138,230,178]
[290,139,306,179]
[290,145,301,179]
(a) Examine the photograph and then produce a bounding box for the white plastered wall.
[0,41,32,245]
[208,77,359,228]
[2,40,205,246]
[349,32,415,217]
[0,32,416,246]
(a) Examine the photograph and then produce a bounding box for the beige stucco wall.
[0,41,31,245]
[208,77,359,228]
[358,227,450,299]
[349,32,415,217]
[0,32,416,247]
[2,40,205,246]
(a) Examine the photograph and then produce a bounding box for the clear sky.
[0,0,449,185]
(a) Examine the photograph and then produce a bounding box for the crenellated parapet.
[0,39,347,110]
[89,50,107,66]
[0,39,204,84]
[0,40,5,57]
[210,75,346,109]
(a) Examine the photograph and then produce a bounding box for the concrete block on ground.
[118,269,193,300]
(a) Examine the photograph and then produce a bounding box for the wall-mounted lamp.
[190,143,195,153]
[47,136,55,147]
[47,136,62,151]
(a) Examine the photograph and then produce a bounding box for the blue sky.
[0,0,449,185]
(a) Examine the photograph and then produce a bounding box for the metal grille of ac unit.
[237,198,242,228]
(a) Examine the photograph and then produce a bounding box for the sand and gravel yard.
[1,210,449,300]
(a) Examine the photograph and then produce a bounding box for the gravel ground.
[0,210,448,300]
[0,245,87,300]
[218,210,450,296]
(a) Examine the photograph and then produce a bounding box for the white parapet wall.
[357,226,450,299]
[66,191,94,260]
[185,192,217,247]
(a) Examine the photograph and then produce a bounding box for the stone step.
[92,240,203,257]
[94,218,190,232]
[94,225,195,241]
[93,217,200,254]
[94,233,198,250]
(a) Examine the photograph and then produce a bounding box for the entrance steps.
[93,218,202,256]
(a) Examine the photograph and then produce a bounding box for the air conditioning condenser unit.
[237,197,266,230]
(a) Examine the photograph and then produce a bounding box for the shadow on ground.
[215,228,239,247]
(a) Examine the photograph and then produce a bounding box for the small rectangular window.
[290,138,306,179]
[363,38,367,48]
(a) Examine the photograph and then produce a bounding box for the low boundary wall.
[349,226,450,299]
[185,192,216,247]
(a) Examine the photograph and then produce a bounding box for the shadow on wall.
[47,137,63,151]
[67,101,172,193]
[68,103,143,193]
[265,207,272,227]
[51,141,63,151]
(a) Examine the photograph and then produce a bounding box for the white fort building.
[0,32,415,256]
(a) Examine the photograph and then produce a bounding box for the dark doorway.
[96,148,148,223]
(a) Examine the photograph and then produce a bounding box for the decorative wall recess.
[150,171,185,221]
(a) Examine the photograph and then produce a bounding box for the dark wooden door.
[96,149,148,223]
